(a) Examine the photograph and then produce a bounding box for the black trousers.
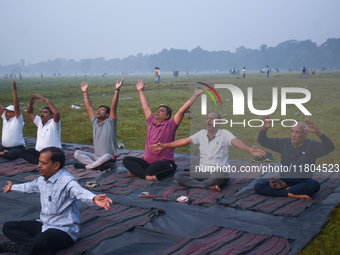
[0,144,25,160]
[123,156,177,179]
[20,148,40,164]
[3,220,75,255]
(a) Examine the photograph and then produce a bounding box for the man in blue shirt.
[2,147,112,254]
[254,116,335,200]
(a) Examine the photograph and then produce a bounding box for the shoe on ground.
[74,162,86,169]
[252,155,264,162]
[94,159,116,171]
[264,152,273,162]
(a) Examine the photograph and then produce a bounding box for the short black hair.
[42,106,53,115]
[158,105,172,120]
[40,147,65,169]
[98,105,110,115]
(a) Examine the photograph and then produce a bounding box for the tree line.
[1,38,339,76]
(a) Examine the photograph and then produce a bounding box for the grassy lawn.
[0,71,339,253]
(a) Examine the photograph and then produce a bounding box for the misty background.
[1,0,339,76]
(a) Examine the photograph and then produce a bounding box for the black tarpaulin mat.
[158,225,291,255]
[219,174,340,217]
[91,172,154,196]
[57,204,163,255]
[0,144,339,255]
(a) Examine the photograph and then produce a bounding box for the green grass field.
[0,71,339,254]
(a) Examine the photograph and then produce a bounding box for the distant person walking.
[154,67,159,83]
[242,67,246,78]
[302,66,306,78]
[266,65,270,78]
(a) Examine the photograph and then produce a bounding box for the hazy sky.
[1,0,339,66]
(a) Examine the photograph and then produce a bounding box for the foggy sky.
[1,0,339,66]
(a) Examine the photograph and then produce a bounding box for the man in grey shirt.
[74,78,124,170]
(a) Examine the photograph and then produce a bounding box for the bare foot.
[288,193,312,200]
[128,171,136,177]
[145,175,158,182]
[210,185,221,192]
[0,150,8,157]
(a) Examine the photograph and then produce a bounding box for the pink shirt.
[143,114,178,164]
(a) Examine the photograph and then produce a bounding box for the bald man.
[254,116,335,200]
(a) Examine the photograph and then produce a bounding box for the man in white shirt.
[0,81,25,160]
[150,112,265,191]
[20,94,61,164]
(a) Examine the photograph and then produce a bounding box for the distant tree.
[260,44,268,51]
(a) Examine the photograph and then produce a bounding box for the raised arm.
[27,94,37,121]
[231,138,266,157]
[305,119,323,137]
[149,137,191,151]
[305,119,335,154]
[136,80,152,120]
[35,95,60,123]
[110,78,124,120]
[0,100,3,116]
[173,87,204,125]
[261,115,272,132]
[80,81,95,120]
[12,81,21,118]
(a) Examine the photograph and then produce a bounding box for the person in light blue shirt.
[2,147,112,254]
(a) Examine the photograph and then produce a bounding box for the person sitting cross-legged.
[122,80,204,182]
[1,147,112,254]
[254,116,335,200]
[150,112,266,191]
[73,78,124,170]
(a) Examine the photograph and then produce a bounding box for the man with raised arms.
[20,94,61,164]
[0,81,25,160]
[254,116,335,199]
[73,78,124,170]
[123,80,204,182]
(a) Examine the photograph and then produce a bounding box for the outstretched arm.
[35,95,60,123]
[231,138,266,157]
[136,80,152,120]
[12,81,21,119]
[93,194,112,210]
[81,81,95,120]
[173,87,204,125]
[149,137,191,151]
[110,78,124,120]
[3,181,13,193]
